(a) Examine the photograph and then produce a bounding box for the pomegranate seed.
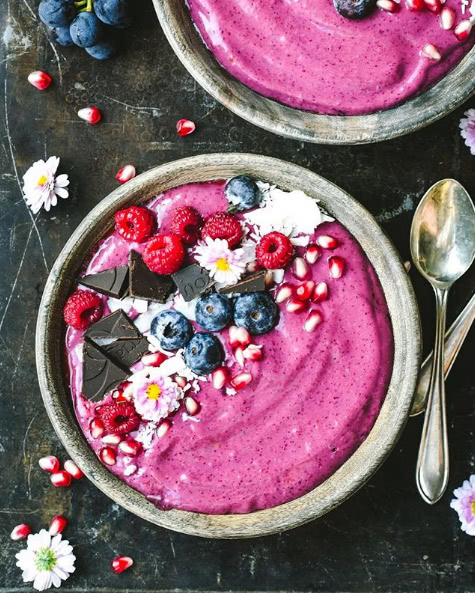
[10,524,31,541]
[242,344,263,361]
[312,281,329,302]
[305,244,320,264]
[291,257,310,280]
[246,261,260,273]
[231,372,252,390]
[38,455,60,473]
[275,283,294,303]
[304,310,324,332]
[100,447,117,466]
[229,325,251,348]
[175,376,188,389]
[286,298,308,313]
[316,235,337,249]
[28,71,52,90]
[122,382,134,400]
[115,164,136,184]
[50,471,72,488]
[157,420,171,438]
[454,20,473,41]
[329,256,345,279]
[424,0,442,12]
[112,389,129,404]
[102,434,122,446]
[49,515,67,536]
[118,439,142,456]
[112,555,133,573]
[64,459,84,479]
[141,351,167,367]
[376,0,401,12]
[184,396,201,416]
[406,0,424,10]
[440,6,455,29]
[421,43,442,61]
[235,345,245,367]
[264,270,275,289]
[295,281,315,301]
[77,106,101,124]
[212,367,229,389]
[176,119,196,136]
[90,418,105,439]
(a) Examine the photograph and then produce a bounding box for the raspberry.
[143,233,185,275]
[256,232,294,269]
[99,403,141,435]
[63,290,103,330]
[201,212,242,248]
[170,206,203,245]
[114,206,154,243]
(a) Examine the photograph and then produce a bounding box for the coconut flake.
[182,412,200,423]
[134,298,174,334]
[173,295,198,321]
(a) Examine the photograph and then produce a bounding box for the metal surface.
[410,180,475,504]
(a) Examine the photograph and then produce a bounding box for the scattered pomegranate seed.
[421,43,442,61]
[184,396,201,416]
[291,257,310,280]
[122,383,134,400]
[329,256,345,279]
[454,20,473,41]
[312,281,329,302]
[10,524,31,541]
[100,447,117,466]
[50,471,72,488]
[38,456,60,473]
[157,420,171,438]
[231,372,252,390]
[264,270,275,289]
[406,0,424,10]
[102,434,122,446]
[246,261,260,273]
[286,298,308,313]
[118,440,142,456]
[229,325,251,348]
[242,344,263,361]
[212,367,229,389]
[90,418,105,439]
[295,281,315,302]
[112,389,129,404]
[305,244,320,264]
[115,164,136,184]
[235,345,245,367]
[176,119,196,136]
[304,310,324,332]
[28,71,52,90]
[141,351,167,367]
[424,0,442,13]
[275,283,294,304]
[175,376,188,389]
[376,0,401,12]
[112,555,134,574]
[316,235,338,249]
[440,6,455,30]
[77,106,101,124]
[49,515,67,536]
[64,460,84,479]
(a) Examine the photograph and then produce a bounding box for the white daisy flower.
[22,156,70,214]
[194,237,246,285]
[15,529,76,591]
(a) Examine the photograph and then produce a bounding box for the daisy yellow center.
[37,175,48,186]
[471,500,475,516]
[36,548,57,571]
[215,258,230,271]
[146,383,161,400]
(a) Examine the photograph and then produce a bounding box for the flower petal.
[33,571,52,592]
[55,174,69,187]
[55,187,69,200]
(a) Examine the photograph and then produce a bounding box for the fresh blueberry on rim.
[94,0,132,29]
[49,25,74,46]
[234,292,279,335]
[39,0,76,28]
[184,333,224,376]
[225,176,262,211]
[151,310,193,351]
[70,12,103,48]
[85,38,118,60]
[195,293,233,332]
[333,0,376,19]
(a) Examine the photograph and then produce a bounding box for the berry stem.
[86,0,93,11]
[74,0,87,7]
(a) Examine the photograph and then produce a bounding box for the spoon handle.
[416,287,450,504]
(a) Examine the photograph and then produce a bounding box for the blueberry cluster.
[39,0,132,60]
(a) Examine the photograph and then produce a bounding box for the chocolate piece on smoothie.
[103,336,150,367]
[129,250,175,303]
[172,264,213,302]
[218,271,266,295]
[78,266,129,299]
[82,339,129,402]
[85,310,141,342]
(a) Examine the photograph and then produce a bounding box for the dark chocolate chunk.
[85,310,141,342]
[103,336,150,367]
[172,264,213,302]
[129,250,175,303]
[218,271,266,295]
[82,339,129,402]
[78,266,129,299]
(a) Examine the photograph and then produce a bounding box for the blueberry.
[151,310,193,351]
[70,12,103,48]
[49,25,74,46]
[234,292,279,335]
[184,333,224,375]
[333,0,376,19]
[39,0,76,27]
[195,293,233,332]
[85,38,118,60]
[225,176,262,211]
[94,0,132,28]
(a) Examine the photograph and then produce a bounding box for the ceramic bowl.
[152,0,475,145]
[36,153,421,538]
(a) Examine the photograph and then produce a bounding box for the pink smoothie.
[187,0,474,115]
[66,182,394,514]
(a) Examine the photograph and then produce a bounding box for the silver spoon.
[410,179,475,504]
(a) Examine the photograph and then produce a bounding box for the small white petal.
[55,174,69,187]
[55,187,69,199]
[34,571,52,592]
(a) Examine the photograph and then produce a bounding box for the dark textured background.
[1,0,475,591]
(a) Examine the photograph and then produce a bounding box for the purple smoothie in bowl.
[63,178,394,515]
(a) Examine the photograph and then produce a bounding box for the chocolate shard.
[79,266,129,299]
[85,310,141,342]
[82,339,129,402]
[172,264,214,302]
[218,271,266,295]
[129,250,175,304]
[103,336,150,367]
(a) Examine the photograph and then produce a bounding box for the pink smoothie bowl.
[36,154,422,538]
